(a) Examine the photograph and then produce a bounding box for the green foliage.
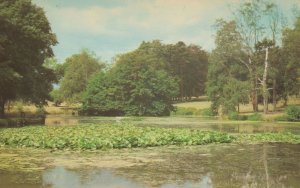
[285,105,300,121]
[49,89,63,106]
[171,107,201,116]
[58,49,105,103]
[0,124,234,150]
[201,108,214,117]
[227,112,248,121]
[81,43,179,116]
[164,41,208,99]
[207,20,249,115]
[274,115,290,122]
[282,17,300,98]
[171,107,215,117]
[80,72,124,116]
[0,0,57,116]
[247,113,262,121]
[228,112,239,120]
[235,132,300,144]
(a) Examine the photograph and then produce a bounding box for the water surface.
[0,143,299,188]
[45,115,300,134]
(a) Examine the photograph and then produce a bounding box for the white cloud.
[40,0,236,37]
[33,0,299,61]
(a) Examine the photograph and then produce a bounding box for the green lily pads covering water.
[0,124,233,150]
[0,124,299,151]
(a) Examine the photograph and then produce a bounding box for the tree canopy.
[81,42,179,116]
[0,0,57,116]
[206,0,300,115]
[58,49,105,103]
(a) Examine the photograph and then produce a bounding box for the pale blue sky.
[32,0,300,63]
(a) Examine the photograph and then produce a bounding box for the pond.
[44,115,300,135]
[0,143,299,188]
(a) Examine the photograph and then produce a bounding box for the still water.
[0,143,299,188]
[45,115,300,134]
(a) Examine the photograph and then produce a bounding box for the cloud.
[32,0,299,61]
[39,0,235,36]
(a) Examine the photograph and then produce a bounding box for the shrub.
[247,113,262,121]
[201,108,214,116]
[172,107,196,116]
[228,111,239,120]
[274,115,289,121]
[286,105,300,121]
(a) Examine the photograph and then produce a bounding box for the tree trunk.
[272,79,276,112]
[262,47,269,114]
[248,58,258,112]
[251,75,258,112]
[0,96,5,118]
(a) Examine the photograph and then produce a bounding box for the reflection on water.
[43,167,213,188]
[43,167,145,188]
[45,115,300,134]
[0,143,299,188]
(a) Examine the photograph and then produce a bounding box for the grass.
[0,123,299,151]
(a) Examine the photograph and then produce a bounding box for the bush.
[274,115,289,121]
[286,105,300,121]
[228,111,247,120]
[228,111,239,120]
[247,113,262,121]
[201,108,214,116]
[172,107,196,116]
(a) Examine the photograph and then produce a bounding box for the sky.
[32,0,300,63]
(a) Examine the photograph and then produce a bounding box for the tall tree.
[58,49,105,103]
[233,0,288,113]
[282,17,300,103]
[81,44,179,116]
[162,41,208,100]
[0,0,57,117]
[207,20,249,114]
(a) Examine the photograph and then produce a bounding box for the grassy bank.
[0,124,299,150]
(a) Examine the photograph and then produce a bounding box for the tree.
[162,42,208,100]
[233,0,287,113]
[58,49,105,103]
[207,20,249,115]
[282,17,300,103]
[81,43,179,116]
[0,0,57,117]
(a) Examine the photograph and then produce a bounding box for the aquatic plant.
[235,132,300,144]
[0,124,233,150]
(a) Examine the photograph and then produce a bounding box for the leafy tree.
[58,49,105,103]
[162,42,208,100]
[207,20,249,115]
[49,89,63,107]
[0,0,57,117]
[81,71,126,116]
[282,17,300,102]
[81,43,179,116]
[233,0,287,113]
